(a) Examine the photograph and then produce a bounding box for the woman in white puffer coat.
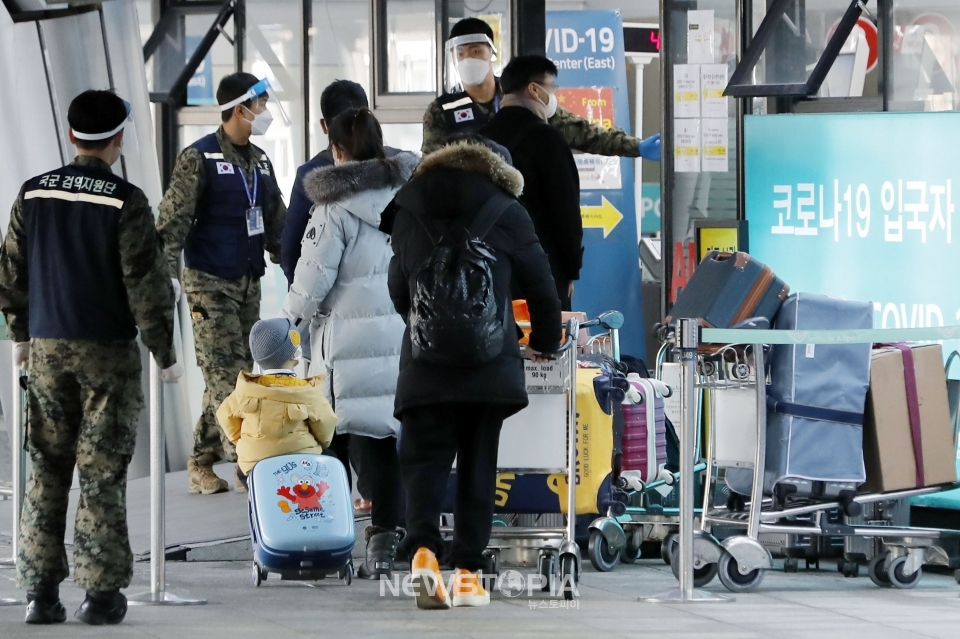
[282,107,418,579]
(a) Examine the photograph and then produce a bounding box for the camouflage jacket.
[157,127,286,277]
[0,156,177,368]
[421,87,640,157]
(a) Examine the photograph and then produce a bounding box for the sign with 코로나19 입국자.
[745,112,960,346]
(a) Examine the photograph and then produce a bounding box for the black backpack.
[409,192,515,366]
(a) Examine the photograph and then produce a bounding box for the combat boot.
[357,526,403,579]
[75,590,127,625]
[187,453,228,494]
[24,582,66,625]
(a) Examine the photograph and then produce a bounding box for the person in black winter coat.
[482,56,582,311]
[384,138,561,609]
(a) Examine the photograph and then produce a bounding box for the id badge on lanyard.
[239,168,264,237]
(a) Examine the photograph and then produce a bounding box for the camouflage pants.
[183,268,260,462]
[17,339,143,591]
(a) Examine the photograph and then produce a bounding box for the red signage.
[556,87,616,130]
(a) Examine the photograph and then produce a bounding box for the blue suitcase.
[665,251,789,328]
[248,453,355,586]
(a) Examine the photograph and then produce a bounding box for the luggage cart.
[680,334,960,593]
[440,316,585,600]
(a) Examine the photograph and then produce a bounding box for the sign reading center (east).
[547,10,646,358]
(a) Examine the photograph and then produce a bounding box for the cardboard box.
[862,344,957,493]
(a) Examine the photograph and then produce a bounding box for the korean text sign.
[745,113,958,337]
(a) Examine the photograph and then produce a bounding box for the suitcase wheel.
[252,562,267,587]
[339,562,354,586]
[837,560,859,578]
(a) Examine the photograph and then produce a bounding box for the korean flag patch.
[454,108,475,123]
[216,162,235,175]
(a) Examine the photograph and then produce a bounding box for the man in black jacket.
[483,56,582,311]
[387,139,561,610]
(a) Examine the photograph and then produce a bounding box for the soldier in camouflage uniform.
[157,72,285,495]
[0,90,179,625]
[423,18,662,160]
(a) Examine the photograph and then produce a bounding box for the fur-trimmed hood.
[304,151,420,206]
[414,141,523,197]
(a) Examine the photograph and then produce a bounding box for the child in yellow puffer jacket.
[217,317,337,491]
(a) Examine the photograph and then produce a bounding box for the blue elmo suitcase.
[248,453,355,586]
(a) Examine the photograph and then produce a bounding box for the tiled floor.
[1,543,959,639]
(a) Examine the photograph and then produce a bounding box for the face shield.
[443,34,498,94]
[219,78,291,131]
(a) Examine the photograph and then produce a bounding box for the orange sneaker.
[451,569,490,607]
[411,547,450,610]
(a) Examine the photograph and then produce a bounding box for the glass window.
[310,0,371,158]
[383,0,436,94]
[891,4,959,111]
[730,0,879,99]
[245,0,304,197]
[663,0,740,305]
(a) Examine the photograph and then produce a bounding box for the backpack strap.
[467,191,515,241]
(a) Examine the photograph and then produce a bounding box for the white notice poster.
[687,10,715,64]
[574,154,622,190]
[701,118,729,172]
[674,64,701,119]
[700,64,729,119]
[674,119,701,173]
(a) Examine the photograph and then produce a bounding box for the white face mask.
[536,85,559,119]
[457,57,492,87]
[243,105,274,135]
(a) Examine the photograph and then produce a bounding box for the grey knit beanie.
[249,318,300,371]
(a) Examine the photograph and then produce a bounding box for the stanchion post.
[641,319,730,603]
[0,356,26,604]
[128,356,205,606]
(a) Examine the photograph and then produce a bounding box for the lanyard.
[493,94,500,113]
[237,166,259,208]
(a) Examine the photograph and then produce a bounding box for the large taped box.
[862,344,957,493]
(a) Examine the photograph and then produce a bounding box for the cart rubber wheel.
[669,543,718,588]
[588,530,621,573]
[783,558,799,573]
[342,562,353,586]
[661,533,678,565]
[887,556,921,589]
[560,554,578,601]
[538,553,556,592]
[717,552,765,593]
[868,555,892,588]
[621,537,642,564]
[252,562,262,588]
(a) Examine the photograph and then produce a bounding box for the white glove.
[160,362,184,384]
[171,279,182,303]
[13,342,29,370]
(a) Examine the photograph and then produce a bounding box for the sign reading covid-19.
[547,10,646,359]
[746,113,959,344]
